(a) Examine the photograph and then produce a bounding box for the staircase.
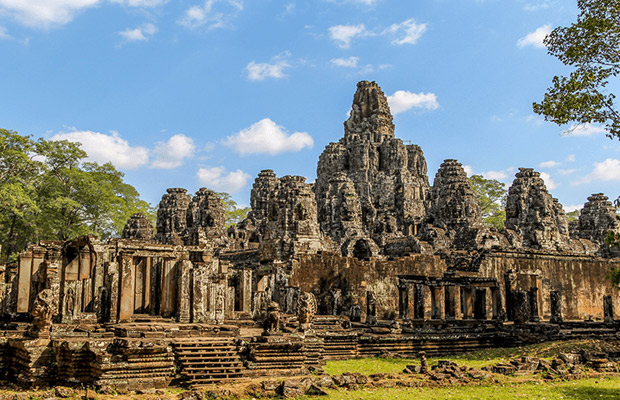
[173,339,243,386]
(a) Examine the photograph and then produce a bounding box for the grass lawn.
[300,377,620,400]
[323,339,620,375]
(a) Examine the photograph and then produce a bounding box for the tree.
[217,192,250,227]
[469,174,507,230]
[0,129,42,260]
[533,0,620,139]
[0,129,154,262]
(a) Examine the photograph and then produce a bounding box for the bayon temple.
[1,81,619,389]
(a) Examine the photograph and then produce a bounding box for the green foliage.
[533,0,620,139]
[217,192,250,227]
[0,129,154,262]
[469,174,507,230]
[565,210,580,222]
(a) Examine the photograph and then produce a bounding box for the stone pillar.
[144,257,152,314]
[107,261,120,322]
[176,260,191,323]
[160,258,178,318]
[513,290,529,325]
[528,286,540,322]
[461,287,474,319]
[491,287,503,320]
[444,285,456,319]
[473,288,487,320]
[366,291,376,325]
[413,284,425,320]
[191,266,205,323]
[16,250,33,313]
[134,258,145,314]
[550,290,562,323]
[430,286,443,319]
[118,255,134,322]
[603,295,614,323]
[241,268,253,313]
[398,284,409,319]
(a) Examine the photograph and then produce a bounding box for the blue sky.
[1,0,619,212]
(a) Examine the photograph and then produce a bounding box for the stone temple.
[1,81,619,389]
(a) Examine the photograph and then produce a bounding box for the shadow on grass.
[558,386,620,399]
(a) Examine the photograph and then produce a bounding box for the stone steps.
[172,339,243,386]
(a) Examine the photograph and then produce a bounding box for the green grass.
[300,377,620,400]
[323,340,619,376]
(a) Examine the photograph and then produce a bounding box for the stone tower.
[578,193,620,244]
[122,213,155,241]
[314,81,430,254]
[155,188,192,245]
[505,168,569,250]
[185,188,226,246]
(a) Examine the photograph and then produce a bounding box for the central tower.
[314,81,430,256]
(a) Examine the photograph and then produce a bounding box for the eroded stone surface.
[122,213,154,241]
[505,168,570,250]
[315,80,430,256]
[578,193,620,244]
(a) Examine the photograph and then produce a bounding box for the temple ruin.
[0,81,619,389]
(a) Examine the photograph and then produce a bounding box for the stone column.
[144,257,152,313]
[461,287,474,319]
[176,260,191,323]
[118,255,134,322]
[107,261,120,322]
[160,258,178,317]
[528,286,540,322]
[550,290,562,323]
[366,291,377,325]
[444,285,456,319]
[241,268,253,313]
[430,286,443,319]
[603,295,614,324]
[413,284,425,320]
[16,250,33,313]
[491,287,503,320]
[398,284,409,319]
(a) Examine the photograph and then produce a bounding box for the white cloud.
[525,115,545,125]
[150,134,195,169]
[463,165,474,177]
[383,18,427,45]
[118,23,156,43]
[578,158,620,184]
[111,0,167,6]
[244,54,291,81]
[0,26,11,39]
[523,0,555,11]
[566,154,576,162]
[561,123,607,137]
[564,204,582,213]
[517,24,551,48]
[484,170,509,180]
[387,90,439,114]
[49,129,149,169]
[196,166,250,193]
[538,160,559,168]
[330,56,359,68]
[558,168,577,176]
[0,0,101,29]
[328,24,369,48]
[178,0,243,30]
[224,118,314,155]
[540,171,557,190]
